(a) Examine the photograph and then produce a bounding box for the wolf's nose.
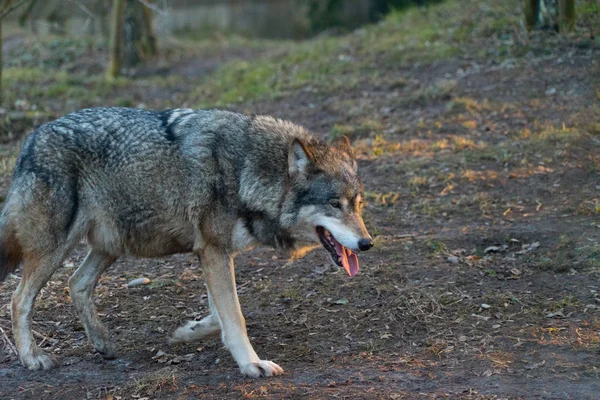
[358,238,373,251]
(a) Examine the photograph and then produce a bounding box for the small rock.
[546,311,565,319]
[545,87,556,96]
[524,359,546,370]
[481,303,491,309]
[492,324,501,329]
[447,256,460,264]
[484,245,507,254]
[126,277,151,287]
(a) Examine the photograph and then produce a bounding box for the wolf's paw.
[20,349,58,371]
[240,360,284,378]
[169,318,221,344]
[94,341,116,359]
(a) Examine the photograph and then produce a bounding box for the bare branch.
[138,0,168,16]
[68,0,95,19]
[0,0,30,20]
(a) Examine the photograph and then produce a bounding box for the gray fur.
[0,107,371,377]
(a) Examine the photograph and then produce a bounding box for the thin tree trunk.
[0,17,3,105]
[558,0,575,33]
[141,2,157,57]
[17,0,35,28]
[107,0,126,80]
[524,0,539,31]
[123,0,157,67]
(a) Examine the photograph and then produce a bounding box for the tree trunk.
[558,0,575,33]
[0,17,3,105]
[107,0,126,80]
[93,1,111,39]
[123,0,157,68]
[524,0,540,31]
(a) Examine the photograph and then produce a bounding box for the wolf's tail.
[0,215,22,282]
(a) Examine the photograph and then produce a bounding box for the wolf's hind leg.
[11,250,68,370]
[68,249,116,359]
[169,286,221,344]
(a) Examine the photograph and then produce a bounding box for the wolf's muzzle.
[358,238,373,251]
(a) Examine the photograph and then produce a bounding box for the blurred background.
[1,1,600,399]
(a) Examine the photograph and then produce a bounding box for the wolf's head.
[284,135,373,276]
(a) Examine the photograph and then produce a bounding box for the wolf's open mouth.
[316,226,359,277]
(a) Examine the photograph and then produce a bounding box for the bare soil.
[1,20,600,400]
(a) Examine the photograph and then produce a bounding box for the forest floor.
[1,1,599,399]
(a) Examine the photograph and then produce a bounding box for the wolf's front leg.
[201,245,284,378]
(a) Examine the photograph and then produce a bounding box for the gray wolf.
[0,107,373,377]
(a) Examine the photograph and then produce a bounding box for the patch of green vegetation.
[484,268,497,277]
[407,175,429,189]
[330,118,383,140]
[6,35,106,70]
[579,243,600,269]
[412,198,446,217]
[197,60,276,106]
[534,255,572,273]
[463,146,509,163]
[149,279,178,289]
[532,125,582,144]
[399,79,457,107]
[188,0,528,107]
[281,288,302,301]
[546,295,581,312]
[425,239,447,255]
[3,67,54,83]
[446,97,491,114]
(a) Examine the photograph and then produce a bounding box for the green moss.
[191,0,525,107]
[3,67,52,83]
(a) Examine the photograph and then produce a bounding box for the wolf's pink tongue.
[346,248,359,277]
[334,241,360,277]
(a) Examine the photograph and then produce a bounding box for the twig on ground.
[0,325,17,355]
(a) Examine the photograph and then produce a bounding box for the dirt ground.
[1,2,600,399]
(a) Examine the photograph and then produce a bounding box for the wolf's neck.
[239,209,295,250]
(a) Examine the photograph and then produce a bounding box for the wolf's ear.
[332,135,353,155]
[288,139,313,177]
[333,135,358,170]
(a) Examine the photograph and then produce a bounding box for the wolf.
[0,107,373,377]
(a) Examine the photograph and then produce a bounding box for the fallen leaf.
[152,350,169,363]
[524,360,546,370]
[510,268,522,276]
[127,277,151,288]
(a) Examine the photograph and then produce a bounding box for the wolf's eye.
[329,199,341,209]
